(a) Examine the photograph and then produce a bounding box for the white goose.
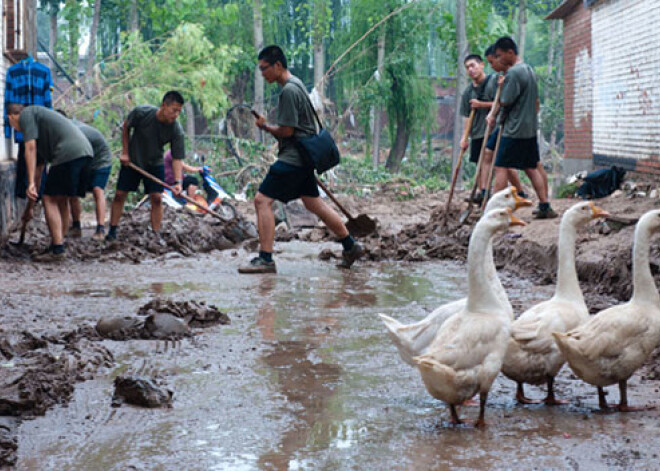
[413,208,525,426]
[554,209,660,411]
[380,187,531,366]
[501,202,609,405]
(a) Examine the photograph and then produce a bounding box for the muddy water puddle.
[6,241,660,470]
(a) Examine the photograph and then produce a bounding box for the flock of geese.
[379,187,660,426]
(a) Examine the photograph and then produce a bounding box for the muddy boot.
[534,204,559,220]
[33,247,66,263]
[337,242,364,269]
[238,256,277,274]
[68,226,82,238]
[92,227,105,242]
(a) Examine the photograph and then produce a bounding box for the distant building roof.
[546,0,582,19]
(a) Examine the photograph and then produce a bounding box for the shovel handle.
[315,177,355,221]
[442,109,476,225]
[126,162,228,221]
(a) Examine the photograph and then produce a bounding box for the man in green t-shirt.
[69,118,113,241]
[6,104,93,261]
[459,54,496,203]
[239,45,363,274]
[106,91,186,240]
[487,37,557,219]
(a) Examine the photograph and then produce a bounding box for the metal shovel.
[315,177,377,238]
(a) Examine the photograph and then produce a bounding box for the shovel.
[459,81,504,224]
[126,162,232,222]
[442,109,476,227]
[11,220,28,246]
[315,177,377,238]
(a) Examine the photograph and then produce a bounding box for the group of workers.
[459,36,557,219]
[4,37,552,269]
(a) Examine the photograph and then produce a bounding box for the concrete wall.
[592,0,660,168]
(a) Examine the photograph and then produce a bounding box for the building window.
[4,0,23,52]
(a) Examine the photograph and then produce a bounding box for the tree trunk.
[49,9,58,71]
[371,28,386,169]
[451,0,468,188]
[253,0,264,142]
[129,0,139,33]
[24,0,37,57]
[517,0,527,60]
[86,0,102,97]
[184,102,196,150]
[385,74,409,173]
[386,110,410,173]
[313,41,325,99]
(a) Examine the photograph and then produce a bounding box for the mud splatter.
[112,376,173,408]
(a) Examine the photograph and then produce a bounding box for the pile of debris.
[0,206,257,263]
[0,330,113,467]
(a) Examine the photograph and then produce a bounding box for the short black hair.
[258,45,288,69]
[494,36,518,55]
[162,91,184,106]
[484,45,496,57]
[6,103,24,115]
[464,54,483,65]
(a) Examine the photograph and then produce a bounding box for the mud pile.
[0,330,113,467]
[0,206,257,263]
[138,299,230,328]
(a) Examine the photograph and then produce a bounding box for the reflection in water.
[255,274,343,470]
[258,341,341,470]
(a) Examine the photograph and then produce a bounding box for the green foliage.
[72,23,240,135]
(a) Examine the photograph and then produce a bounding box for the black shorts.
[44,156,92,197]
[495,136,540,170]
[258,160,319,203]
[77,165,112,197]
[486,128,499,150]
[14,143,47,198]
[183,175,199,191]
[117,164,165,194]
[469,137,484,163]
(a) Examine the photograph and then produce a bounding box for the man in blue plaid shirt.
[3,54,53,199]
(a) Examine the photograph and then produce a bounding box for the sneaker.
[238,256,277,274]
[337,242,364,269]
[92,230,105,242]
[32,250,66,263]
[105,232,117,242]
[518,190,529,199]
[534,207,559,219]
[68,227,82,238]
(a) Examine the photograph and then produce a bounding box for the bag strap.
[289,80,324,132]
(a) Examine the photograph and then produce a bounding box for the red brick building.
[547,0,660,176]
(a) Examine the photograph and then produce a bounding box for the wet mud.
[0,242,658,469]
[3,189,660,469]
[0,205,257,264]
[291,191,660,310]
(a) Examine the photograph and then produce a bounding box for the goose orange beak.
[511,188,533,209]
[589,202,610,219]
[508,209,526,227]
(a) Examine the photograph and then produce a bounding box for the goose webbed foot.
[516,383,542,404]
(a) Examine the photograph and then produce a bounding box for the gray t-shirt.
[126,105,185,168]
[460,74,496,139]
[500,63,538,139]
[19,106,93,167]
[276,76,318,167]
[73,120,112,170]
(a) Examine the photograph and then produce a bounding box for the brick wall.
[562,2,593,162]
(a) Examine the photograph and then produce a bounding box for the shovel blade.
[346,214,377,238]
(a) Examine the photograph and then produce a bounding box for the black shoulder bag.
[290,81,340,174]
